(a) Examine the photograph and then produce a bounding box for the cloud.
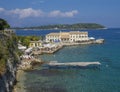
[9,8,44,18]
[49,10,78,17]
[0,8,5,12]
[0,7,79,19]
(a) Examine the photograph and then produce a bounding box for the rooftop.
[46,31,88,36]
[60,32,70,38]
[47,33,60,36]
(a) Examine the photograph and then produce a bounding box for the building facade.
[46,31,89,42]
[29,40,42,48]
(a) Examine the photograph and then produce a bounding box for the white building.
[46,33,60,42]
[18,44,27,50]
[69,31,88,42]
[46,31,89,42]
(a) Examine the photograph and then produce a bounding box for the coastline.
[13,57,44,92]
[13,30,104,92]
[12,28,120,92]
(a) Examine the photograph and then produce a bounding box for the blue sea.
[15,28,120,92]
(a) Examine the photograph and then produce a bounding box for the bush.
[18,36,43,47]
[0,18,10,30]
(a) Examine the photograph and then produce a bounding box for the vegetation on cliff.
[0,19,19,74]
[14,23,105,30]
[0,33,19,74]
[0,18,10,30]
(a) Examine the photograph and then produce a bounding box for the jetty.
[47,61,101,67]
[94,39,104,44]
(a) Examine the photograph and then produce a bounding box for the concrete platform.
[47,61,101,67]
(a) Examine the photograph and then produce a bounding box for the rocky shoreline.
[13,70,26,92]
[13,57,44,92]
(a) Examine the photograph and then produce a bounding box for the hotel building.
[46,31,89,42]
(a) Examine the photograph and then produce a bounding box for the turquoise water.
[17,29,120,92]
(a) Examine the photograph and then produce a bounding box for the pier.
[47,61,101,67]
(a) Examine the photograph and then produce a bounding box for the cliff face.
[0,32,19,92]
[0,60,17,92]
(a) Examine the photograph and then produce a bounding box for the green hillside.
[16,23,105,30]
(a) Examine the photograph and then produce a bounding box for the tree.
[0,18,10,30]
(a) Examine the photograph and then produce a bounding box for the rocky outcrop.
[0,59,18,92]
[0,32,43,92]
[0,32,19,92]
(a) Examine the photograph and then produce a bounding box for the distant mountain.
[13,23,106,30]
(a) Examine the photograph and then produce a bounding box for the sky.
[0,0,120,28]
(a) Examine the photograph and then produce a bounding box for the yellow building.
[29,40,43,48]
[46,31,89,42]
[60,32,70,42]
